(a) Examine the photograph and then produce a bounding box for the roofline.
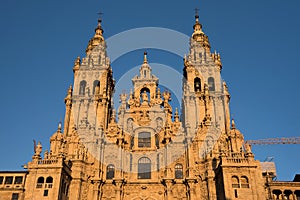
[0,170,28,174]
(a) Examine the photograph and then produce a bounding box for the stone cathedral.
[0,13,299,200]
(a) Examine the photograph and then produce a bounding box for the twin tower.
[23,13,266,200]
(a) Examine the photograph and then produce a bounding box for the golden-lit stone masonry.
[0,171,26,200]
[2,12,300,200]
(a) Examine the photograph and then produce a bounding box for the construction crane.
[245,137,300,145]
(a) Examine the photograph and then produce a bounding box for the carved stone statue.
[142,91,148,102]
[127,118,133,131]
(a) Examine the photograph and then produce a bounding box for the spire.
[86,18,105,54]
[139,52,152,79]
[191,9,211,51]
[144,51,148,64]
[193,8,202,33]
[192,9,203,36]
[95,18,104,38]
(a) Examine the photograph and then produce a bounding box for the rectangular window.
[138,164,151,179]
[138,157,151,179]
[138,132,151,148]
[43,190,48,196]
[14,176,23,184]
[0,176,3,184]
[5,176,13,184]
[12,193,19,200]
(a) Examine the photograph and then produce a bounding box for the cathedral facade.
[0,13,299,200]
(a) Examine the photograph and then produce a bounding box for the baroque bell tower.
[66,18,114,138]
[182,12,230,137]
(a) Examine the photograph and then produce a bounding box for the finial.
[97,11,103,21]
[231,118,236,129]
[195,8,199,21]
[94,11,104,37]
[57,121,62,132]
[95,18,103,34]
[73,56,81,73]
[97,11,103,27]
[129,89,133,98]
[75,56,81,65]
[143,51,148,64]
[33,139,36,154]
[174,108,179,122]
[110,109,117,123]
[157,88,161,95]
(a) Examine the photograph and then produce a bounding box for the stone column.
[92,180,100,200]
[293,193,297,200]
[114,179,123,200]
[186,179,197,200]
[164,179,173,200]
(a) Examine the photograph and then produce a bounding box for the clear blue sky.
[0,0,299,181]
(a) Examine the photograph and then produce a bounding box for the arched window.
[240,176,249,188]
[283,190,293,200]
[231,176,240,188]
[272,190,282,200]
[46,176,53,188]
[79,80,87,95]
[46,177,53,183]
[208,77,215,91]
[175,164,183,179]
[93,80,100,94]
[36,177,44,188]
[194,77,201,92]
[106,164,115,179]
[138,132,151,148]
[138,157,151,179]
